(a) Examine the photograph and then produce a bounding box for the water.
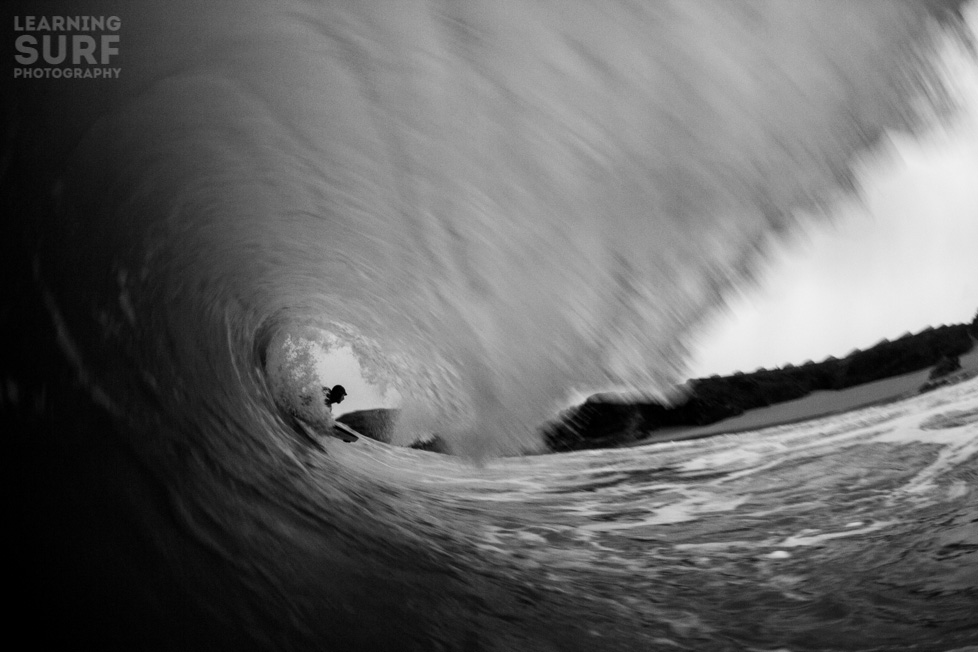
[6,1,977,650]
[333,381,978,650]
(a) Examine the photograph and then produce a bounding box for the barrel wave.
[5,1,977,650]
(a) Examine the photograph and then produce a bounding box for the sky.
[687,34,978,378]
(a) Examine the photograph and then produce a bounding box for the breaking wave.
[35,0,971,457]
[7,1,976,650]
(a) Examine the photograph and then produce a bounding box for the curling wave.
[6,1,977,650]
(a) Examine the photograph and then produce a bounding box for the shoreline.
[625,347,978,447]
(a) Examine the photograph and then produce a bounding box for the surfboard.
[332,422,360,442]
[295,419,359,448]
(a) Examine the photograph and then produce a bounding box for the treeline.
[544,315,977,452]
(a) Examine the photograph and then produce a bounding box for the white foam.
[780,520,898,547]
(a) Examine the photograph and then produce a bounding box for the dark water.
[5,1,977,650]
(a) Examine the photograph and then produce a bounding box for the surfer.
[322,385,359,442]
[291,385,356,448]
[323,384,347,414]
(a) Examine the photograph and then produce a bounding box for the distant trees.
[543,318,977,452]
[839,323,972,386]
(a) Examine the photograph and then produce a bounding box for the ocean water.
[333,379,978,650]
[6,1,977,650]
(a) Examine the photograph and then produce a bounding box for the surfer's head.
[325,385,347,405]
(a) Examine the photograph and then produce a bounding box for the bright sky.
[688,32,978,378]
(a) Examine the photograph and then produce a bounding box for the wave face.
[6,1,976,650]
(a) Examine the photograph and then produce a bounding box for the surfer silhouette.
[321,385,358,442]
[323,384,346,413]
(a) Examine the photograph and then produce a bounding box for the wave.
[32,0,972,457]
[6,1,976,650]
